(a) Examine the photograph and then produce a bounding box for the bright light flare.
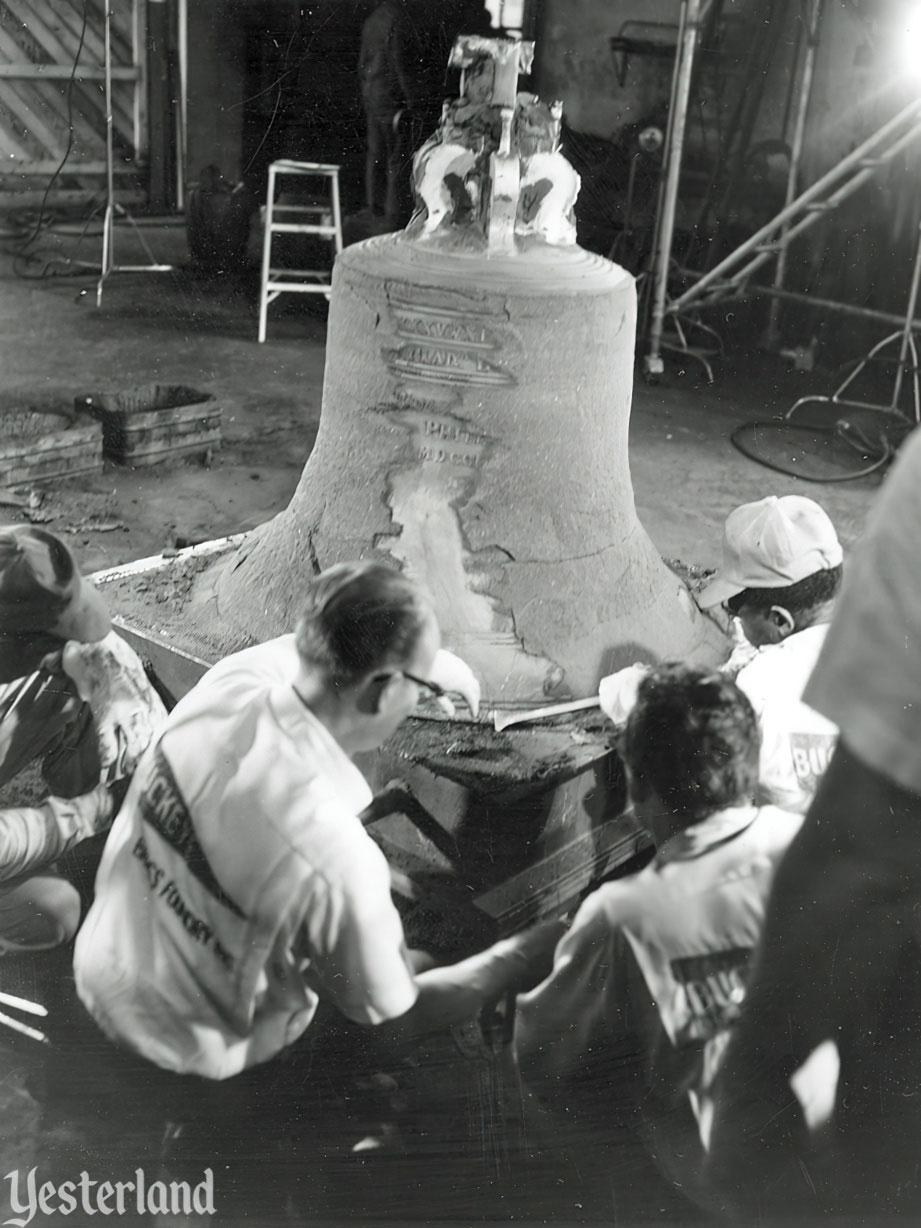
[896,3,921,78]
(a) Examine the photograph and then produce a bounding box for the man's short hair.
[294,561,433,687]
[622,663,760,823]
[725,564,842,621]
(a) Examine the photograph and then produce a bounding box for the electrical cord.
[3,200,105,281]
[12,0,90,267]
[730,417,896,482]
[3,5,179,288]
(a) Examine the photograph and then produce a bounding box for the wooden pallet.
[76,383,222,467]
[0,409,102,486]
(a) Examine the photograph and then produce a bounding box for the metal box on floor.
[0,408,102,486]
[75,383,222,467]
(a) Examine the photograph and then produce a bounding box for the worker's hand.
[62,633,168,785]
[598,663,649,725]
[50,782,117,844]
[429,648,481,719]
[721,618,760,679]
[498,917,569,992]
[406,947,439,974]
[39,649,65,675]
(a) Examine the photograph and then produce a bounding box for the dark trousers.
[42,983,516,1227]
[44,995,481,1224]
[0,672,101,950]
[364,108,414,226]
[707,741,921,1218]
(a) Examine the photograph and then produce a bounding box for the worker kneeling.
[515,664,803,1217]
[0,525,166,956]
[73,562,561,1203]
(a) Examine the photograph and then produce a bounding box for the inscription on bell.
[393,307,495,350]
[418,443,484,466]
[425,418,482,444]
[384,297,515,387]
[395,408,491,470]
[384,343,515,386]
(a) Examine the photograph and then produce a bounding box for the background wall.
[177,0,921,357]
[533,0,921,354]
[534,0,678,140]
[185,0,247,187]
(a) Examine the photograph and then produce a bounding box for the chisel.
[492,696,601,733]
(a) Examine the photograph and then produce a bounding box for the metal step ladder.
[257,160,343,343]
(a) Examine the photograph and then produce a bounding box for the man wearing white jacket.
[517,664,802,1215]
[601,495,843,815]
[75,560,561,1081]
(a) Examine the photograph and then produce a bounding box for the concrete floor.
[0,218,896,1227]
[0,217,884,576]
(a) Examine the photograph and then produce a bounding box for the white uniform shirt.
[805,426,921,796]
[74,635,418,1079]
[599,628,837,815]
[735,624,838,813]
[515,805,803,1189]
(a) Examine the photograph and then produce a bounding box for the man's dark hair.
[725,564,842,620]
[294,561,432,688]
[622,663,759,824]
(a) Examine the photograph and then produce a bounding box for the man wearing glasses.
[74,560,561,1083]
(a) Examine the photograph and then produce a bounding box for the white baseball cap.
[695,495,843,611]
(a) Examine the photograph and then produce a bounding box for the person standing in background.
[359,0,417,224]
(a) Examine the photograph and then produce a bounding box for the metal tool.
[492,696,601,733]
[0,990,49,1044]
[0,990,47,1017]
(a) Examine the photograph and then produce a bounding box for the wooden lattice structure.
[0,0,147,206]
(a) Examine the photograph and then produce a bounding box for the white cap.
[696,496,843,611]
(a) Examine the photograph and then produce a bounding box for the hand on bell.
[429,648,481,719]
[598,663,650,725]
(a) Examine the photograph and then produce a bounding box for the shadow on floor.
[0,838,712,1227]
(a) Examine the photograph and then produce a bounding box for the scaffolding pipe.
[97,2,174,307]
[97,2,115,309]
[889,220,921,411]
[765,0,823,344]
[643,0,687,310]
[131,0,142,159]
[670,94,921,314]
[177,0,188,209]
[644,0,703,377]
[755,284,921,330]
[675,117,921,311]
[784,220,921,428]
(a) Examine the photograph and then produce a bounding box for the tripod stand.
[96,0,181,307]
[787,217,921,429]
[731,219,921,484]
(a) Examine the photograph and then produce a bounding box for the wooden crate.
[75,384,222,467]
[0,408,102,486]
